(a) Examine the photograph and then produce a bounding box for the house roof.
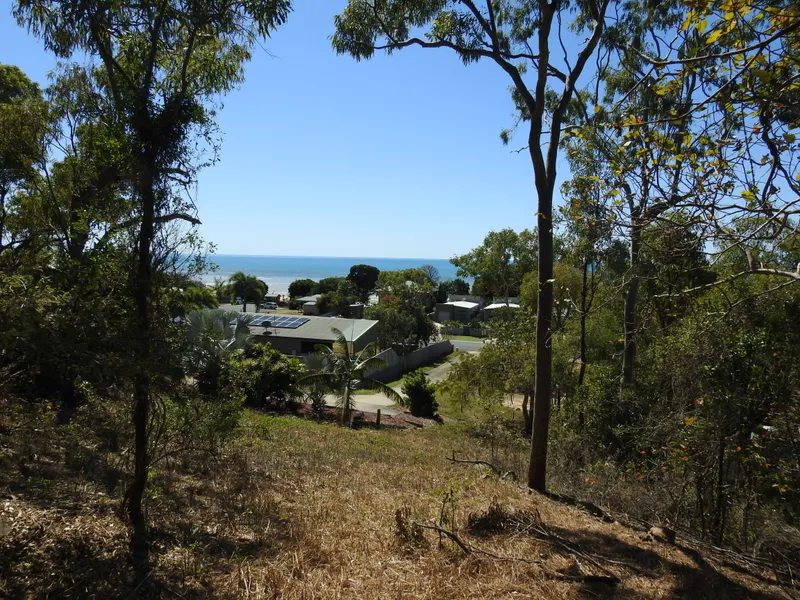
[484,303,520,310]
[248,314,379,342]
[447,301,480,309]
[296,294,322,303]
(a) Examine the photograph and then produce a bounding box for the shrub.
[222,343,304,408]
[400,369,438,418]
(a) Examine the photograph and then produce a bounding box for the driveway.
[325,349,474,415]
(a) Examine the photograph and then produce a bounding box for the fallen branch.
[413,521,620,586]
[447,451,518,481]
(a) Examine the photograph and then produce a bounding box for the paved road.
[451,339,485,352]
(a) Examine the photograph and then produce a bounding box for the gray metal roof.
[247,314,378,342]
[296,294,322,303]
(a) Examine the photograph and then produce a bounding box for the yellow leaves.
[684,416,696,426]
[594,104,601,114]
[680,11,694,31]
[741,190,757,203]
[706,29,722,44]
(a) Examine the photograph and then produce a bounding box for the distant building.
[297,294,322,315]
[434,300,480,324]
[483,302,520,321]
[241,312,379,355]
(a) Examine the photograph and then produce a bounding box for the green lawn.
[447,335,486,342]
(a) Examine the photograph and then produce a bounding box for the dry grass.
[0,401,794,599]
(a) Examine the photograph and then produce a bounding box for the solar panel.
[237,313,311,329]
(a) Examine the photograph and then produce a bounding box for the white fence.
[364,341,454,383]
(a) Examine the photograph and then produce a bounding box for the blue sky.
[0,2,572,259]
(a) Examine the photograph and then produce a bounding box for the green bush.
[400,369,438,418]
[222,343,304,408]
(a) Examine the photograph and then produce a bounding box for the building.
[242,312,379,356]
[297,294,322,315]
[483,302,520,321]
[434,300,480,324]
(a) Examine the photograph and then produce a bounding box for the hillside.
[1,404,791,599]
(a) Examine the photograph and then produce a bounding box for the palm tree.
[229,271,267,312]
[299,327,402,425]
[212,276,227,301]
[183,310,252,392]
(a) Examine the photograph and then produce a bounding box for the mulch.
[278,403,441,430]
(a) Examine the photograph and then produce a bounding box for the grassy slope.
[0,401,789,599]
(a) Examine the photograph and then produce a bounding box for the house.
[297,294,322,315]
[434,300,480,324]
[483,302,520,321]
[241,312,379,356]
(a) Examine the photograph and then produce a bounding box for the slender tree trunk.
[528,193,554,491]
[341,383,351,426]
[522,392,531,434]
[577,261,589,430]
[126,153,156,571]
[713,436,727,544]
[621,218,641,387]
[578,261,588,388]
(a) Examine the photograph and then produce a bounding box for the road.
[451,339,485,352]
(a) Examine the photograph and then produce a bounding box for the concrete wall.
[364,340,454,383]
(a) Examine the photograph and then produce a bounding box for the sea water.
[200,255,461,294]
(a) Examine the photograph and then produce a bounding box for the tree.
[327,0,612,492]
[419,263,441,285]
[0,64,48,260]
[317,276,345,294]
[288,277,317,298]
[299,327,402,425]
[370,269,436,351]
[15,0,291,566]
[182,309,252,393]
[318,278,359,316]
[347,263,380,301]
[451,229,536,303]
[229,271,267,312]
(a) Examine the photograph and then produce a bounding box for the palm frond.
[358,378,403,405]
[356,355,388,372]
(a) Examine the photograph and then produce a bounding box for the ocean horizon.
[200,254,462,294]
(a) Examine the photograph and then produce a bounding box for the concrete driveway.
[325,349,475,415]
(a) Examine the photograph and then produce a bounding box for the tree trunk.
[126,157,156,571]
[522,392,531,434]
[341,383,351,426]
[528,198,554,491]
[621,218,641,387]
[577,261,588,430]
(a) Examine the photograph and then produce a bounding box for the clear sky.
[0,2,572,260]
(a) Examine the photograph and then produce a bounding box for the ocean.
[200,255,461,295]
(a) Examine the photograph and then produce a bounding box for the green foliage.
[228,272,267,312]
[400,369,438,418]
[435,278,470,303]
[222,343,304,409]
[317,276,345,294]
[317,279,359,316]
[298,327,401,425]
[347,264,379,301]
[451,228,536,301]
[288,278,317,298]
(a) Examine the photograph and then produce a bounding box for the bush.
[400,370,438,418]
[222,343,304,408]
